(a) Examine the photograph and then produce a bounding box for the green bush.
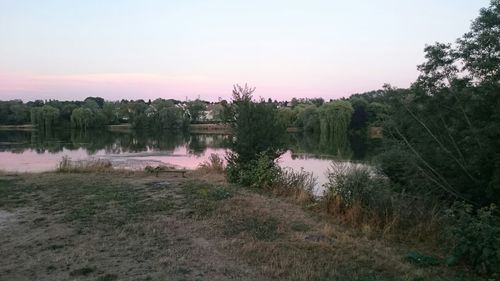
[226,152,281,188]
[322,161,445,240]
[445,202,500,276]
[323,162,391,209]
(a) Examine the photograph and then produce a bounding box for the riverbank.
[188,123,232,134]
[0,124,36,130]
[109,123,234,134]
[0,169,480,281]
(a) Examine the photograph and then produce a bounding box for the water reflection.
[0,129,231,156]
[0,128,374,193]
[285,132,373,161]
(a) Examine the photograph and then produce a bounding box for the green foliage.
[136,99,188,131]
[276,107,296,128]
[372,0,500,208]
[0,100,30,125]
[295,104,320,133]
[31,105,60,131]
[374,147,432,194]
[70,107,93,129]
[225,84,286,186]
[318,101,354,156]
[186,99,207,122]
[445,202,500,275]
[1,97,195,133]
[227,152,282,188]
[457,0,500,82]
[323,162,387,209]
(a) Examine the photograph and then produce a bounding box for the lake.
[0,128,374,194]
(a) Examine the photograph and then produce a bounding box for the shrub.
[226,152,281,188]
[445,202,500,276]
[323,162,389,209]
[322,161,444,241]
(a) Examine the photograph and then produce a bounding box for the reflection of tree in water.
[286,132,360,160]
[1,128,229,156]
[3,129,371,159]
[187,134,231,156]
[70,129,118,155]
[0,130,32,152]
[136,130,189,152]
[32,128,71,154]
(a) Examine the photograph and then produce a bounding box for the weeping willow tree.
[318,101,354,156]
[30,105,60,133]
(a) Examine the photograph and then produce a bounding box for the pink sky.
[0,71,414,102]
[0,1,487,102]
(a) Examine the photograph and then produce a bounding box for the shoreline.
[0,124,36,130]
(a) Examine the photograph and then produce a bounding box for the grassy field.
[0,170,481,281]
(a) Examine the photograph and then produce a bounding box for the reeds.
[57,156,113,173]
[197,153,225,173]
[271,167,317,204]
[321,161,445,243]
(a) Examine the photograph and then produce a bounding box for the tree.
[457,0,500,82]
[84,97,105,108]
[381,0,500,206]
[70,107,93,130]
[187,99,207,122]
[31,105,60,132]
[318,101,353,156]
[226,84,286,185]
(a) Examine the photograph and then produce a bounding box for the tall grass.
[57,156,113,173]
[197,153,225,173]
[322,162,445,243]
[272,168,317,204]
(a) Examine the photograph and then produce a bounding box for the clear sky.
[0,0,490,102]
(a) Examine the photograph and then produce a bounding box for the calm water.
[0,128,373,193]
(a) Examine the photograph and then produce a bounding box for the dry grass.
[320,223,336,238]
[320,162,447,247]
[197,153,225,173]
[192,153,227,184]
[271,168,316,204]
[213,188,468,281]
[57,156,114,173]
[0,170,479,281]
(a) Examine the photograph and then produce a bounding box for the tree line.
[0,97,230,131]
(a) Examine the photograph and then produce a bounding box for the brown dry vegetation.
[0,168,483,281]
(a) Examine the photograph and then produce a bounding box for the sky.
[0,0,490,102]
